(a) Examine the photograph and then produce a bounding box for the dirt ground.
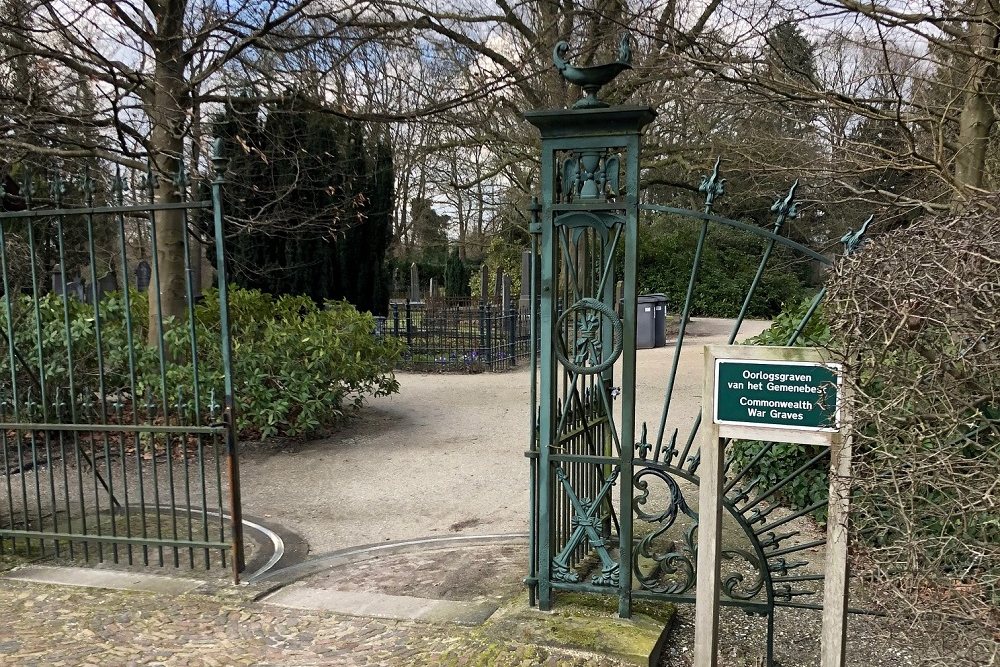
[237,317,772,555]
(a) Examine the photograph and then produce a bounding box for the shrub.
[0,287,401,440]
[636,217,811,318]
[827,204,999,647]
[743,295,830,347]
[734,204,999,657]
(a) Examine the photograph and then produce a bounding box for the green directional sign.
[714,359,841,431]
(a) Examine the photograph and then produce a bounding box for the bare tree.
[0,0,512,340]
[7,0,1000,335]
[670,2,1000,211]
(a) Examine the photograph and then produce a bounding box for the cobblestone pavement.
[0,578,624,666]
[300,544,526,603]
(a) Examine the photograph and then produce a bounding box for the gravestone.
[51,271,67,297]
[66,278,85,302]
[520,251,531,296]
[429,278,437,304]
[52,271,87,301]
[519,249,540,310]
[479,264,490,304]
[409,262,422,302]
[97,272,118,299]
[135,259,151,292]
[494,267,504,303]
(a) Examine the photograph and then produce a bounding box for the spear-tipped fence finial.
[141,159,158,194]
[50,171,67,206]
[212,138,228,183]
[840,214,874,255]
[173,158,189,195]
[22,168,34,204]
[699,157,725,211]
[770,180,799,230]
[112,165,126,205]
[80,167,94,206]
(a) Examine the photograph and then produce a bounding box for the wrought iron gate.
[0,145,244,580]
[525,42,872,666]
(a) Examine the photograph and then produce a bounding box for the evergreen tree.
[368,139,394,314]
[214,94,395,313]
[763,22,819,139]
[0,34,115,293]
[338,122,371,310]
[410,197,449,265]
[444,247,470,297]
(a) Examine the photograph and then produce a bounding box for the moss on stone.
[479,591,676,665]
[552,591,675,623]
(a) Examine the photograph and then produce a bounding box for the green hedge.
[0,287,401,439]
[637,218,810,318]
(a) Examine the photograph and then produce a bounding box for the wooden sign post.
[694,345,851,667]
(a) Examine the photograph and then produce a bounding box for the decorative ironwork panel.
[525,38,655,614]
[524,29,878,667]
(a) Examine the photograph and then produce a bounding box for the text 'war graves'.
[714,359,842,432]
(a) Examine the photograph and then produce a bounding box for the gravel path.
[237,317,771,555]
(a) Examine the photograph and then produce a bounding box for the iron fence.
[375,300,534,372]
[0,151,244,581]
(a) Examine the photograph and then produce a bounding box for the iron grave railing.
[375,299,534,372]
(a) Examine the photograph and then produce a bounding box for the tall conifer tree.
[214,95,394,313]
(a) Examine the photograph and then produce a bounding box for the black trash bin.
[651,293,669,347]
[637,295,658,349]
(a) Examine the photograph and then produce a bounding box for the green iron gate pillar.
[525,38,655,617]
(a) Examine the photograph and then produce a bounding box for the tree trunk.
[189,94,204,298]
[954,92,994,199]
[146,0,188,346]
[452,155,467,258]
[953,3,999,209]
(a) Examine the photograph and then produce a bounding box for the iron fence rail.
[0,414,232,568]
[375,300,535,372]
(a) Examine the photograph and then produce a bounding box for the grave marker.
[135,259,151,292]
[409,262,421,302]
[494,266,504,303]
[501,274,512,311]
[519,250,535,310]
[479,264,489,304]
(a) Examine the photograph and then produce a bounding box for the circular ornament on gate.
[555,297,623,374]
